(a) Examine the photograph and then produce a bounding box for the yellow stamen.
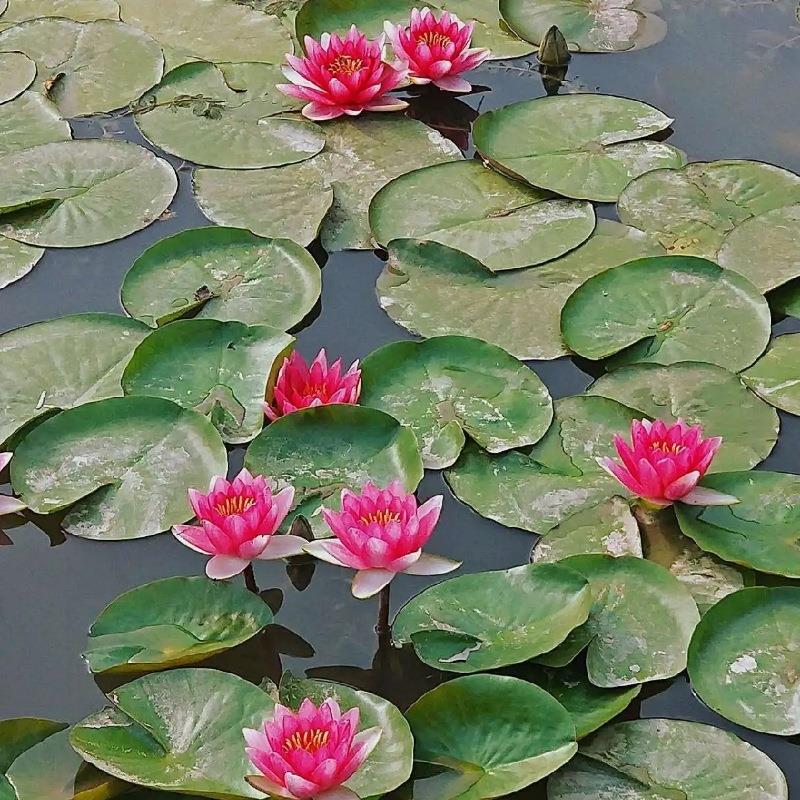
[418,31,452,47]
[651,441,685,455]
[328,55,364,76]
[283,729,330,753]
[215,496,256,516]
[359,509,401,526]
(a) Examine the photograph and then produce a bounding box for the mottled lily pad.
[0,235,43,290]
[537,555,700,687]
[369,160,595,272]
[675,471,800,578]
[0,0,120,31]
[561,256,771,371]
[11,396,228,540]
[122,320,291,444]
[393,563,592,672]
[0,18,163,117]
[741,334,800,416]
[687,586,800,736]
[194,115,461,249]
[121,227,321,330]
[0,313,148,446]
[70,669,275,798]
[377,224,665,360]
[0,52,35,102]
[0,91,71,158]
[0,140,177,248]
[360,336,553,469]
[135,62,325,169]
[407,675,577,800]
[84,576,275,674]
[547,719,788,799]
[587,361,779,471]
[500,0,666,52]
[473,95,683,202]
[617,160,800,258]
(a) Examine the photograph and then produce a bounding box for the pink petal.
[663,470,701,501]
[402,552,461,575]
[316,788,360,800]
[246,775,296,800]
[284,772,320,799]
[0,452,12,471]
[303,539,351,567]
[302,102,345,121]
[433,75,472,92]
[0,495,25,515]
[351,568,395,599]
[172,524,215,555]
[680,486,740,506]
[257,534,308,560]
[364,97,409,112]
[206,554,250,580]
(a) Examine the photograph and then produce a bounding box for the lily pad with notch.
[0,0,121,31]
[0,91,71,158]
[740,333,800,416]
[0,234,43,290]
[0,52,35,103]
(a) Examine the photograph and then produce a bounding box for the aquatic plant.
[0,452,24,515]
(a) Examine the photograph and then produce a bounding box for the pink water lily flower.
[245,697,381,800]
[385,7,491,92]
[277,26,408,121]
[173,469,306,579]
[264,349,362,421]
[598,419,738,509]
[304,480,461,598]
[0,452,25,516]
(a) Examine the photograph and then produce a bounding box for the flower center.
[651,441,685,456]
[283,728,330,753]
[215,496,256,516]
[328,55,364,76]
[360,509,401,526]
[417,31,452,48]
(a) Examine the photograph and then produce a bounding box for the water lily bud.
[537,25,571,67]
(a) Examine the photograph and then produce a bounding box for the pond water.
[1,0,799,796]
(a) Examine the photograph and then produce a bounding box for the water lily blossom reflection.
[305,480,460,598]
[277,26,408,121]
[264,349,362,421]
[598,419,738,509]
[0,452,25,515]
[385,7,490,92]
[245,697,381,800]
[173,469,305,579]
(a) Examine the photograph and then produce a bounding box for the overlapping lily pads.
[0,140,177,247]
[392,563,591,672]
[547,719,788,799]
[369,160,595,271]
[0,52,35,102]
[473,95,684,202]
[135,62,325,169]
[83,576,275,674]
[0,18,163,117]
[741,334,800,415]
[245,405,423,531]
[406,674,577,800]
[0,0,121,31]
[70,668,275,798]
[360,336,553,469]
[617,160,800,258]
[11,395,227,540]
[0,313,148,445]
[0,92,71,158]
[500,0,667,52]
[0,718,67,800]
[587,361,779,471]
[194,115,461,249]
[0,235,43,290]
[122,319,292,444]
[687,587,800,736]
[561,256,771,371]
[121,227,321,329]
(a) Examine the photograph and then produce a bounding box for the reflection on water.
[1,0,800,795]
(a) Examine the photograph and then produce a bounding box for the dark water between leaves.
[1,0,800,796]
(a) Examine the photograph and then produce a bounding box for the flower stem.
[375,584,391,636]
[243,563,259,595]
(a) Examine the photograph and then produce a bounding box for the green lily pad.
[537,555,700,686]
[587,361,779,471]
[0,234,43,290]
[0,91,71,158]
[393,563,592,672]
[278,674,414,798]
[531,496,641,563]
[741,334,800,415]
[84,576,275,674]
[0,19,163,117]
[547,719,788,799]
[500,0,666,52]
[0,52,35,102]
[295,0,534,59]
[687,586,800,736]
[122,319,292,444]
[11,395,228,540]
[121,227,321,329]
[360,335,553,469]
[617,160,800,258]
[117,0,291,70]
[0,0,120,31]
[135,62,325,169]
[377,223,665,360]
[0,718,67,800]
[245,405,423,533]
[369,159,596,272]
[561,256,771,371]
[473,95,683,202]
[0,313,148,446]
[406,675,577,800]
[0,140,177,248]
[194,115,461,250]
[71,668,275,798]
[675,471,800,578]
